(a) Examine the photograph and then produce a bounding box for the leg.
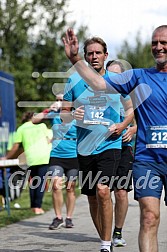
[97,184,113,252]
[48,165,65,218]
[49,175,64,230]
[96,184,113,241]
[48,165,65,229]
[65,180,76,218]
[138,197,160,252]
[65,168,78,219]
[52,176,64,219]
[112,146,133,246]
[88,188,113,252]
[88,195,102,237]
[78,154,103,235]
[78,150,120,252]
[132,161,165,252]
[114,189,128,229]
[34,165,47,208]
[114,146,133,229]
[64,180,76,228]
[29,165,47,214]
[64,167,79,227]
[112,189,128,246]
[96,149,121,251]
[28,168,35,209]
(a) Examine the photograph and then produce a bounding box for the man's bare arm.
[122,121,137,142]
[109,98,134,136]
[121,97,134,129]
[32,111,47,124]
[0,143,20,159]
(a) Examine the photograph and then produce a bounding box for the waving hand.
[62,28,80,62]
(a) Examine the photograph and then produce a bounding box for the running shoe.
[65,218,74,228]
[49,217,64,230]
[100,244,113,252]
[113,232,126,247]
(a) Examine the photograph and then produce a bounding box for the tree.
[0,0,88,126]
[117,32,155,69]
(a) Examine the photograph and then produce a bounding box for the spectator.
[1,112,52,214]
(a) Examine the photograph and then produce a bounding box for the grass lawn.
[0,181,81,228]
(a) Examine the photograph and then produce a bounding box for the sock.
[113,226,122,234]
[100,240,111,251]
[113,226,122,240]
[56,216,62,220]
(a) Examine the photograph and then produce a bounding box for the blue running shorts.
[132,161,167,205]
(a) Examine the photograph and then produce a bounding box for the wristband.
[43,109,50,114]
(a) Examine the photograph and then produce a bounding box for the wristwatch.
[71,110,75,118]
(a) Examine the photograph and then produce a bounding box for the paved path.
[0,191,166,252]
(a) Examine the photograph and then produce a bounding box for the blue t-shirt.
[105,67,167,163]
[64,71,127,156]
[48,112,77,158]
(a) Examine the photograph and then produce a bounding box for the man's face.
[84,43,108,72]
[152,28,167,65]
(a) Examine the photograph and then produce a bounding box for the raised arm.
[32,110,48,124]
[32,101,61,124]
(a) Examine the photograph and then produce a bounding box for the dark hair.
[21,112,34,123]
[84,37,107,54]
[106,60,125,72]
